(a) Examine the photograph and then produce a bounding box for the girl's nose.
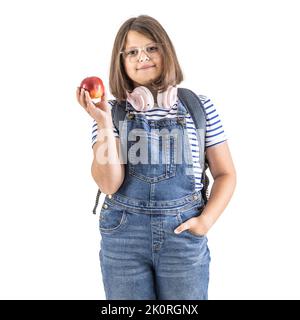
[138,49,150,62]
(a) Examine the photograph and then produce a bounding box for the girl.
[76,15,236,300]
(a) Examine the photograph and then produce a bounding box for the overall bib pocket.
[128,131,177,183]
[99,202,128,234]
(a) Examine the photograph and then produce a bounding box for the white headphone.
[126,86,178,111]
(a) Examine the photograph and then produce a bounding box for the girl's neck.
[147,87,158,103]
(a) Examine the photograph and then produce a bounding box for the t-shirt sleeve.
[199,95,227,148]
[91,100,120,148]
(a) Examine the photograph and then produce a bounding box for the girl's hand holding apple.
[76,77,114,129]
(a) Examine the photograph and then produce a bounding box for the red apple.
[80,76,105,99]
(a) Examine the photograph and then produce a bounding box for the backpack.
[92,88,210,214]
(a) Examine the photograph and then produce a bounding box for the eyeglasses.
[120,43,162,63]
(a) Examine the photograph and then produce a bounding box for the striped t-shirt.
[91,95,227,191]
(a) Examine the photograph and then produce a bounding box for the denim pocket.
[128,133,177,183]
[99,202,127,234]
[177,204,206,239]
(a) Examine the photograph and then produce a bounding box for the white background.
[0,0,299,299]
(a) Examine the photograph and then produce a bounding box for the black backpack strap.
[92,100,127,214]
[111,100,127,134]
[177,88,210,204]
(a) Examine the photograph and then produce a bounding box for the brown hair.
[109,15,184,101]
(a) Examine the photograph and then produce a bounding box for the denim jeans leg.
[155,263,209,300]
[100,248,157,300]
[154,210,210,300]
[99,209,157,300]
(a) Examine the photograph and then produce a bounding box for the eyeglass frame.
[119,42,163,62]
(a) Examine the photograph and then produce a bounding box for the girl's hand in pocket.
[174,214,211,236]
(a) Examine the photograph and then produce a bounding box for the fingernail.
[174,229,180,234]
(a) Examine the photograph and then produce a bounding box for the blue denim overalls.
[99,99,211,300]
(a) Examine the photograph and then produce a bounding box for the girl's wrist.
[97,117,114,129]
[197,212,214,232]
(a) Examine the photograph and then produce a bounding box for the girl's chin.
[135,77,158,87]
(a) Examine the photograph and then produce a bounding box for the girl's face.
[123,30,163,88]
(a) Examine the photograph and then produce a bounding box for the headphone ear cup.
[157,86,178,109]
[138,86,154,111]
[127,86,154,111]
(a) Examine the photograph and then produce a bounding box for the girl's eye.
[146,45,159,53]
[126,49,138,56]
